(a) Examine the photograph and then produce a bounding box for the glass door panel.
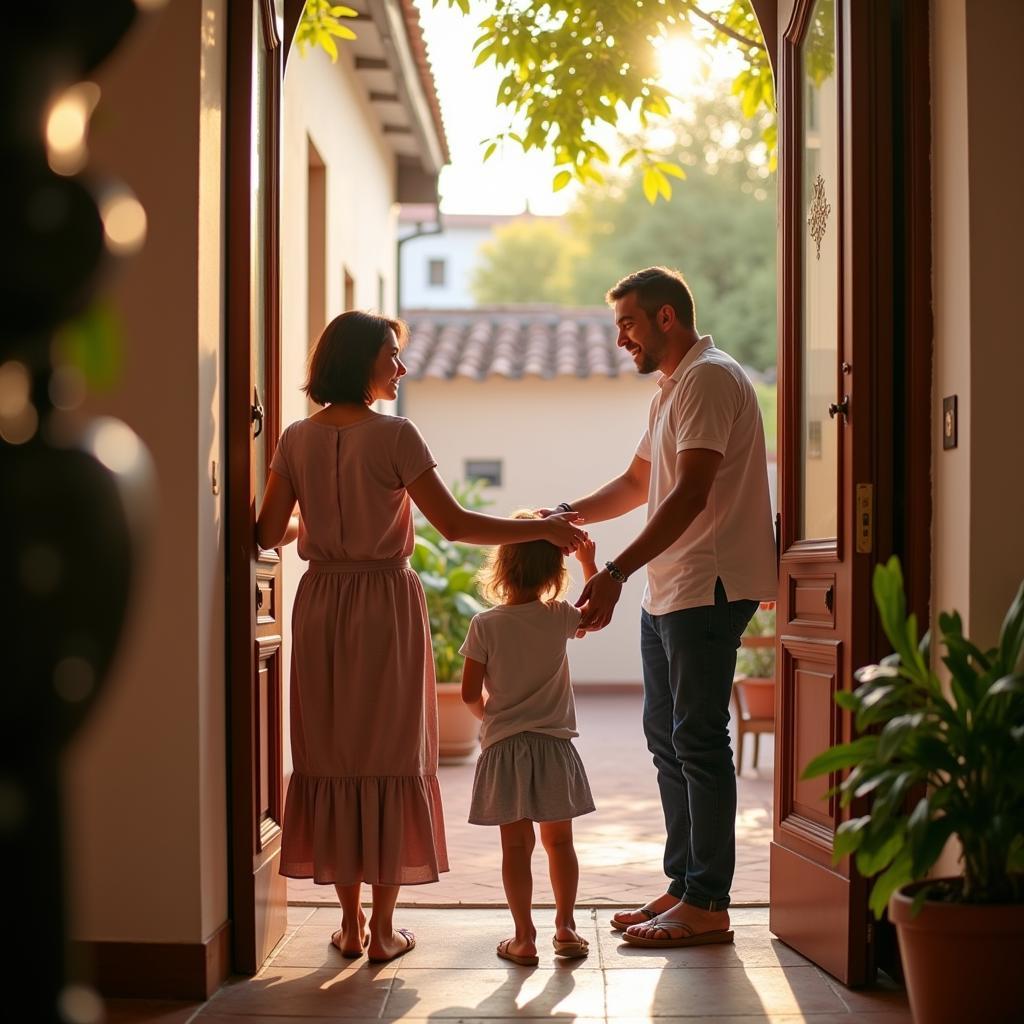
[251,26,269,501]
[799,0,839,541]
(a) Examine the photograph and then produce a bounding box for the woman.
[256,311,584,963]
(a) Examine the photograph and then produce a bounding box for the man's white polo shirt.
[635,335,777,614]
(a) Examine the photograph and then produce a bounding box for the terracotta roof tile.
[402,307,636,381]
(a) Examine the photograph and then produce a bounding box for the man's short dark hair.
[303,310,407,406]
[606,266,696,329]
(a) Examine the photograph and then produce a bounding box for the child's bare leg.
[331,882,367,955]
[367,884,415,962]
[539,820,583,942]
[499,819,537,957]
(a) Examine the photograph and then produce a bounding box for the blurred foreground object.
[1,4,156,1021]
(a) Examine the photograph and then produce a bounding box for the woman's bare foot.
[610,892,678,931]
[330,909,369,958]
[625,901,730,940]
[366,927,416,963]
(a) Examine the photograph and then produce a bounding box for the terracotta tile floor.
[289,692,773,908]
[105,906,912,1023]
[105,696,912,1022]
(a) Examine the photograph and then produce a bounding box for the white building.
[398,207,554,309]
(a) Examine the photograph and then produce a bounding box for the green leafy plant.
[803,556,1024,917]
[411,479,491,682]
[435,0,778,201]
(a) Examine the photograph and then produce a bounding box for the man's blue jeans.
[640,578,758,912]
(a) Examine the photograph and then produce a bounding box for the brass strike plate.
[856,483,873,554]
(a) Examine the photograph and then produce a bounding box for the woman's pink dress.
[270,414,448,886]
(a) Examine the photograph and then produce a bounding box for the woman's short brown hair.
[477,510,569,605]
[303,310,408,406]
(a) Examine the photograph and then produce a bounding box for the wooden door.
[769,0,898,986]
[227,0,287,975]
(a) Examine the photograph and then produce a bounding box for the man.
[544,266,776,946]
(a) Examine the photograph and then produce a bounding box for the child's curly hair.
[477,510,569,605]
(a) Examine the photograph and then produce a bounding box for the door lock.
[824,584,834,613]
[828,395,849,420]
[256,583,264,611]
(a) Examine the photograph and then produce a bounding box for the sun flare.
[655,34,747,99]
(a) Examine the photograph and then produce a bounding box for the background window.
[428,258,446,287]
[465,459,502,487]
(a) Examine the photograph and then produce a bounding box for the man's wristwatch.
[555,501,574,514]
[604,560,629,583]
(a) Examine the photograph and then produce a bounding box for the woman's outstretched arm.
[407,467,585,549]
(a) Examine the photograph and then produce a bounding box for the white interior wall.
[931,0,1024,648]
[930,0,1024,873]
[65,0,228,944]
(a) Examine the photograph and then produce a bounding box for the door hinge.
[856,483,873,554]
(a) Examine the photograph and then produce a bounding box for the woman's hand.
[542,511,586,551]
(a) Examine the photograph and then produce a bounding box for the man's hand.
[575,568,622,631]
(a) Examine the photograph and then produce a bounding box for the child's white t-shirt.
[459,599,583,751]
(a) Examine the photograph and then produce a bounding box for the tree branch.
[680,2,762,50]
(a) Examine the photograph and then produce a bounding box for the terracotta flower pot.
[889,880,1024,1023]
[436,681,480,763]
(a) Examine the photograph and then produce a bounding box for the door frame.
[226,0,286,976]
[766,0,932,985]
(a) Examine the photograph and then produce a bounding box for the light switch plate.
[942,395,958,450]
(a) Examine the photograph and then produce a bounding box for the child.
[459,511,597,966]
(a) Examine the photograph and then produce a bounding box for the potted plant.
[411,479,490,762]
[804,556,1024,1023]
[733,604,776,773]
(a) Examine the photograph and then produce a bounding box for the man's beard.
[637,351,659,374]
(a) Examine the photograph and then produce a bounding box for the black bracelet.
[555,501,574,514]
[605,560,628,583]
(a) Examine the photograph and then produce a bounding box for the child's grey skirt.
[468,731,596,826]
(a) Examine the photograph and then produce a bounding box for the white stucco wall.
[279,44,402,777]
[404,374,664,683]
[65,0,229,944]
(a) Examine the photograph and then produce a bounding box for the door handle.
[251,386,265,438]
[824,584,834,613]
[828,395,849,420]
